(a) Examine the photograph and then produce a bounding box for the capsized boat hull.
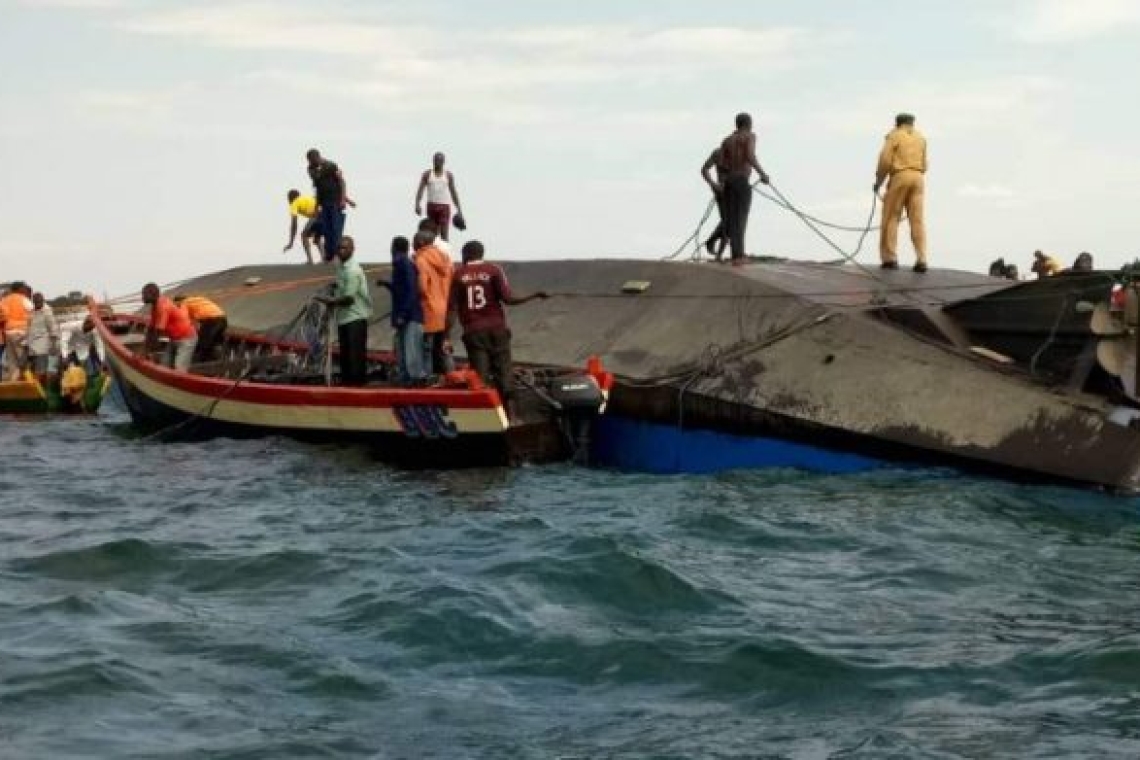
[142,259,1140,491]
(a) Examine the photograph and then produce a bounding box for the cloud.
[110,3,822,133]
[1012,0,1140,43]
[821,75,1066,135]
[956,184,1016,199]
[15,0,124,7]
[117,4,816,92]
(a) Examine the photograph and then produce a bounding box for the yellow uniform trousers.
[880,169,927,266]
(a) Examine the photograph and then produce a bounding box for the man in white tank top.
[414,152,464,241]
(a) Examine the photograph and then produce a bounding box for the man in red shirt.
[449,241,547,404]
[142,283,198,371]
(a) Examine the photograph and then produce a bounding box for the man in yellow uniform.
[874,113,928,273]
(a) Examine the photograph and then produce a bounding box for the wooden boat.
[0,370,112,415]
[90,306,613,467]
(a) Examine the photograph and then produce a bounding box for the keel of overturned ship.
[166,258,1140,491]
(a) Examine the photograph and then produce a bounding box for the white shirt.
[26,306,59,356]
[425,169,452,205]
[68,328,95,359]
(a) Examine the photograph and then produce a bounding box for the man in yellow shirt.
[874,113,928,273]
[284,189,323,264]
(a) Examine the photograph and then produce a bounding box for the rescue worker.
[284,189,323,264]
[142,283,198,371]
[68,316,102,375]
[699,146,728,261]
[25,292,60,385]
[174,294,228,362]
[1031,250,1062,279]
[0,282,33,381]
[315,236,372,386]
[306,149,351,263]
[449,240,548,406]
[414,152,465,242]
[716,112,770,265]
[414,229,455,375]
[387,236,426,385]
[874,113,928,272]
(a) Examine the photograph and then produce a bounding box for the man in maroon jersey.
[449,240,548,405]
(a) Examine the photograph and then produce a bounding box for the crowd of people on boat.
[988,251,1095,281]
[0,281,105,409]
[145,147,545,408]
[279,148,545,403]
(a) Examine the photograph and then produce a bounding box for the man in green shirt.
[317,235,372,386]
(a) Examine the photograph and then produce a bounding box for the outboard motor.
[546,372,606,464]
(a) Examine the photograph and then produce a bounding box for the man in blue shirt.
[387,236,426,385]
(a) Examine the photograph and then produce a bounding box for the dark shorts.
[302,217,325,239]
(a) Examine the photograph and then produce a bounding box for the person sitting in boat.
[26,292,60,385]
[174,294,228,363]
[315,236,372,386]
[59,355,88,412]
[1030,250,1062,279]
[387,235,427,386]
[0,282,33,381]
[142,283,198,371]
[414,229,454,376]
[448,240,548,409]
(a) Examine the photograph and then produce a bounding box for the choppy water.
[3,408,1140,759]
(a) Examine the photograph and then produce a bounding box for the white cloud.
[1013,0,1140,43]
[15,0,124,8]
[822,75,1065,135]
[956,184,1016,199]
[110,3,821,133]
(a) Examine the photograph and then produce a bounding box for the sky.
[2,0,1140,297]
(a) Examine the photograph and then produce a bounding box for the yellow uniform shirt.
[290,195,318,219]
[876,126,927,186]
[179,296,226,321]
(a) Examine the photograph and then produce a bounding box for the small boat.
[90,305,613,467]
[0,370,112,416]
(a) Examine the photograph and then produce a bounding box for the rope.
[137,366,256,442]
[662,197,718,262]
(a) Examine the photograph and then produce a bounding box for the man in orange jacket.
[0,282,33,380]
[413,229,454,376]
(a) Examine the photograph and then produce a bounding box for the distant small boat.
[90,305,612,467]
[0,371,112,416]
